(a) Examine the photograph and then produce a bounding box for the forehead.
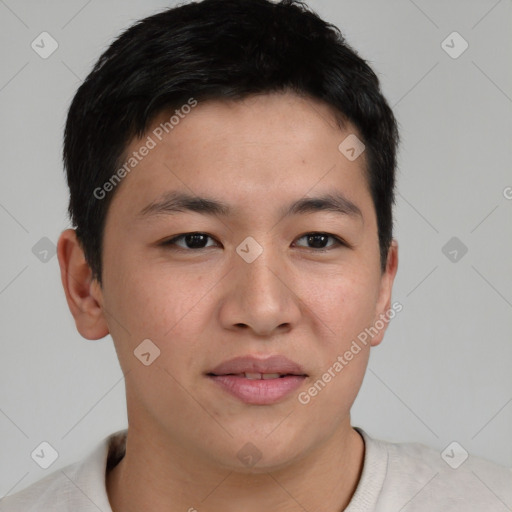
[147,93,352,161]
[108,92,372,223]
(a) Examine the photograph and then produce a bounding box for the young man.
[2,0,510,510]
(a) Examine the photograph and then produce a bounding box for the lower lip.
[208,375,306,405]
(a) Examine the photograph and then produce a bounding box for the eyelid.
[160,232,219,249]
[294,232,348,250]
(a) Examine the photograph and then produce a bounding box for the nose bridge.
[238,233,285,298]
[221,233,300,334]
[241,238,282,293]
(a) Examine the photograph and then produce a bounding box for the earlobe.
[370,239,399,347]
[57,229,110,340]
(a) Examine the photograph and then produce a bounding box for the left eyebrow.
[137,190,363,221]
[280,192,363,220]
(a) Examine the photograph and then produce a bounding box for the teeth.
[244,372,262,380]
[242,372,283,380]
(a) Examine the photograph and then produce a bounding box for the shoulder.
[370,433,512,511]
[0,465,79,512]
[0,430,126,512]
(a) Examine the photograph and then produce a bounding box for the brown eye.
[294,233,344,251]
[162,232,218,250]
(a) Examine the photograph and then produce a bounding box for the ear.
[57,229,110,340]
[370,239,399,347]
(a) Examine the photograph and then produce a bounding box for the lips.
[207,354,307,378]
[206,355,307,405]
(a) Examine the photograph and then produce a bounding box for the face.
[72,92,398,470]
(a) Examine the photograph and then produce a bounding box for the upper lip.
[207,355,307,376]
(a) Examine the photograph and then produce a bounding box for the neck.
[106,420,365,512]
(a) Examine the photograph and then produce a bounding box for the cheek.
[104,250,201,332]
[103,264,209,411]
[103,258,216,373]
[296,272,375,420]
[305,266,379,348]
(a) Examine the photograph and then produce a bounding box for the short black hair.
[63,0,399,284]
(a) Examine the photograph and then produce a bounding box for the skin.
[57,91,398,512]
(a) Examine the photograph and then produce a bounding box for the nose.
[218,239,302,337]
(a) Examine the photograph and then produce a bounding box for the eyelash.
[160,232,347,252]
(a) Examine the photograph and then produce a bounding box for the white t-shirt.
[1,427,511,511]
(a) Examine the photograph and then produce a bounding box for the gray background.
[1,0,511,497]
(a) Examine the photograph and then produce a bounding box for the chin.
[205,428,314,474]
